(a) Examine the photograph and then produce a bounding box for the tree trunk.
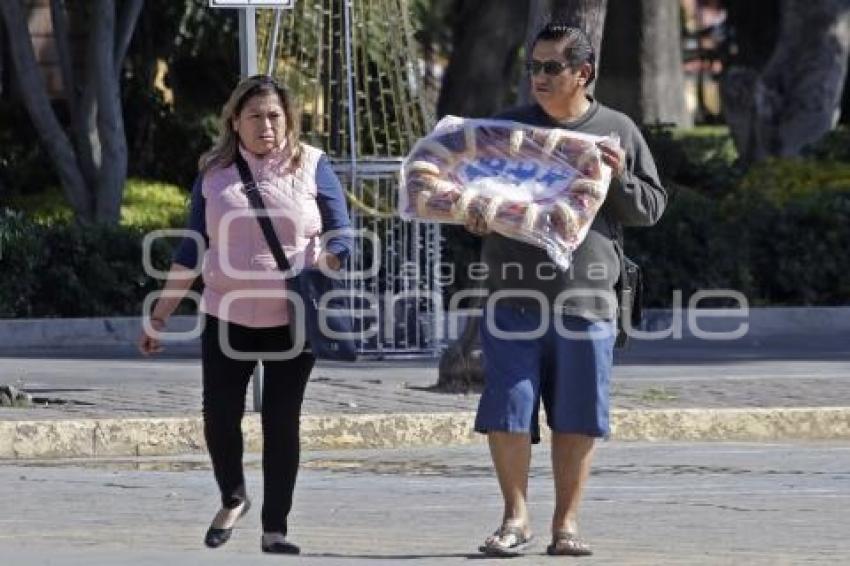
[49,0,76,108]
[526,0,550,51]
[437,310,484,392]
[93,0,135,224]
[1,0,142,224]
[435,0,530,391]
[114,0,143,78]
[595,0,691,127]
[50,0,100,191]
[0,11,6,98]
[843,49,850,123]
[436,0,609,392]
[0,0,93,221]
[435,0,529,119]
[518,0,551,104]
[721,0,850,164]
[724,0,781,70]
[518,0,608,105]
[549,0,607,70]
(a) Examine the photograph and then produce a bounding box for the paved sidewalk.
[1,345,849,420]
[3,441,849,564]
[1,339,849,458]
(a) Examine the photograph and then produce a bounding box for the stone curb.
[1,407,849,459]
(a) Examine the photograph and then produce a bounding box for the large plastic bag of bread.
[400,115,617,270]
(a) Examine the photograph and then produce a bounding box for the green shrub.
[626,186,754,308]
[132,110,217,188]
[0,210,176,318]
[0,210,44,317]
[3,185,73,225]
[801,127,850,162]
[744,190,850,305]
[627,186,850,308]
[5,178,188,230]
[641,125,743,197]
[122,81,218,188]
[0,102,60,199]
[120,179,190,231]
[639,124,687,182]
[737,158,850,207]
[629,124,850,307]
[674,126,738,165]
[34,223,170,317]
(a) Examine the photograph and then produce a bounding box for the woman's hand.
[138,263,198,356]
[317,251,342,271]
[138,317,166,356]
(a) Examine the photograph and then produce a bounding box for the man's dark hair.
[532,23,596,86]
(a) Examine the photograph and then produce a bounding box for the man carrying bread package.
[465,24,667,557]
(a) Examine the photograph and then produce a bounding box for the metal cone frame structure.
[249,1,442,358]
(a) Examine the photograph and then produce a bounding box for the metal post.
[239,8,258,77]
[342,0,362,357]
[252,360,264,412]
[239,7,262,410]
[343,0,358,172]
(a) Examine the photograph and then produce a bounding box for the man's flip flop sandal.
[478,525,534,557]
[546,531,593,556]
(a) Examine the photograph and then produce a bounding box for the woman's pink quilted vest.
[200,143,324,327]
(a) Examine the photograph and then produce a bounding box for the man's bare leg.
[488,431,532,536]
[551,432,595,535]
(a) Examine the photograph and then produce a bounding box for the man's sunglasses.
[526,60,569,76]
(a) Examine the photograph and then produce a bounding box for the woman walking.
[139,74,352,554]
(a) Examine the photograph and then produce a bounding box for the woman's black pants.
[201,315,314,535]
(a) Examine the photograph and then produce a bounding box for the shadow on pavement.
[304,552,490,560]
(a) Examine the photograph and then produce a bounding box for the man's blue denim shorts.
[474,304,615,443]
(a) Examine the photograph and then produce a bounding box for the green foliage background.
[629,127,850,308]
[1,1,848,317]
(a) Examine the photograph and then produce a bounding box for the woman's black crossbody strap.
[233,153,294,274]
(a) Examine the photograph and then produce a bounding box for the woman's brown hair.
[199,74,302,173]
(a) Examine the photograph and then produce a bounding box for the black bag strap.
[233,152,294,275]
[601,209,628,286]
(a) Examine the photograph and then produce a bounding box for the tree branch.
[74,1,103,189]
[49,0,98,189]
[723,0,850,162]
[49,0,77,113]
[113,0,144,78]
[0,0,92,221]
[93,0,128,223]
[436,0,528,118]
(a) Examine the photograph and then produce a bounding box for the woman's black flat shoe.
[261,537,300,554]
[204,498,251,548]
[204,526,232,548]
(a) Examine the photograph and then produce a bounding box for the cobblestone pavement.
[2,441,849,564]
[1,345,849,420]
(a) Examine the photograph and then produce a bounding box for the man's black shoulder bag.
[611,230,644,349]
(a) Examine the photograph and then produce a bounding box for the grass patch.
[4,178,188,230]
[637,387,679,403]
[673,126,738,166]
